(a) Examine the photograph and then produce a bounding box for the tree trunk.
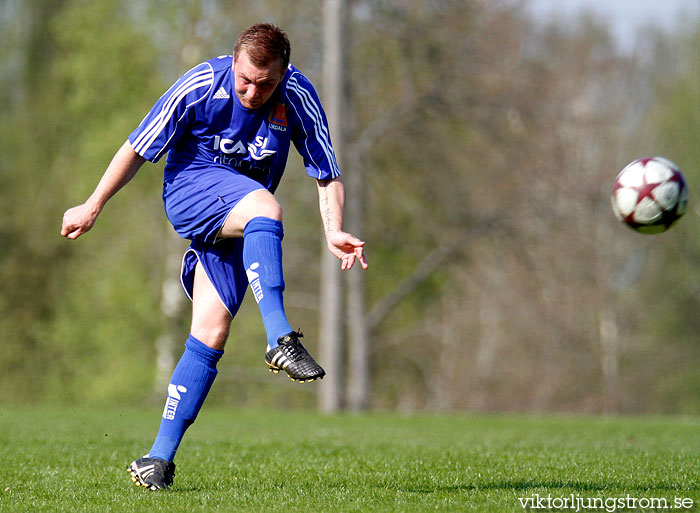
[346,259,369,410]
[154,1,202,395]
[345,155,369,410]
[599,308,620,413]
[154,227,187,394]
[318,0,347,412]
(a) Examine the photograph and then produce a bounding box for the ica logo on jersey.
[213,135,277,161]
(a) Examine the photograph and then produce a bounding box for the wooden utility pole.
[154,2,203,395]
[345,165,369,410]
[318,0,347,412]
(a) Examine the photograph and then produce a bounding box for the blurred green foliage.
[1,0,699,413]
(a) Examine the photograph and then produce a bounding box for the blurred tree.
[345,0,684,413]
[625,22,700,413]
[0,0,167,403]
[2,0,700,415]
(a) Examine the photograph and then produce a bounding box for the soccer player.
[60,23,368,490]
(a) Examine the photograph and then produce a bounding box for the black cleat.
[265,331,326,383]
[128,456,175,490]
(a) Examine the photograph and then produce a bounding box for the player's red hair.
[234,23,291,72]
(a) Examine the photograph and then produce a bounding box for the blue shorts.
[180,238,249,317]
[163,166,265,243]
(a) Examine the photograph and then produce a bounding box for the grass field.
[1,406,699,512]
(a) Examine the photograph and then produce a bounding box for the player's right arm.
[61,61,214,240]
[61,141,145,240]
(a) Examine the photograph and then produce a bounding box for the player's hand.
[326,230,368,270]
[61,203,100,240]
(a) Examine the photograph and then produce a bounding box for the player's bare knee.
[255,193,283,222]
[263,200,283,222]
[220,191,283,238]
[193,325,229,351]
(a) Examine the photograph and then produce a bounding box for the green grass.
[1,406,699,512]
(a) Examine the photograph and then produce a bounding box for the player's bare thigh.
[217,189,282,239]
[190,261,232,351]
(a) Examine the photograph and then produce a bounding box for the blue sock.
[149,335,223,462]
[242,217,293,349]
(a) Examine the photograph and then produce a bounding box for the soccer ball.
[611,157,689,234]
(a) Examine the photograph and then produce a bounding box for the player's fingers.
[61,216,73,236]
[347,236,365,248]
[342,253,355,270]
[61,222,75,237]
[65,226,84,240]
[356,247,369,269]
[333,231,364,247]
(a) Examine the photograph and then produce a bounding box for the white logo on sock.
[162,384,188,420]
[246,262,264,303]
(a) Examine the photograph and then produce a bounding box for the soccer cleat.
[127,456,175,490]
[265,331,326,383]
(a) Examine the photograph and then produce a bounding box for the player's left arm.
[316,176,368,270]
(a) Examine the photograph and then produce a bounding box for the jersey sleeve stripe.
[288,110,324,177]
[131,68,211,152]
[132,70,213,155]
[132,66,214,156]
[286,74,341,178]
[287,76,338,174]
[139,75,213,158]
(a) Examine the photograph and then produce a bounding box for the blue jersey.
[129,55,340,193]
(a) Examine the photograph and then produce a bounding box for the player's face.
[233,51,284,110]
